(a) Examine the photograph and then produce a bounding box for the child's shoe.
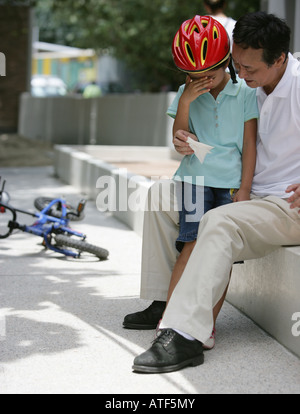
[203,328,216,350]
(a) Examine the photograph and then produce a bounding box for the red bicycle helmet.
[172,15,230,73]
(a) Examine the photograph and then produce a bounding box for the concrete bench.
[229,247,300,358]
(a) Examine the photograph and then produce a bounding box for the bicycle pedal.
[77,199,86,214]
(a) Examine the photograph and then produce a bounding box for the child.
[164,15,259,348]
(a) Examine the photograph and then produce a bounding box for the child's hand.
[173,130,198,155]
[232,188,251,202]
[181,75,212,104]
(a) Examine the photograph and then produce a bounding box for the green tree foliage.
[35,0,260,91]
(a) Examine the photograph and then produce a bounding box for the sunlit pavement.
[0,166,299,394]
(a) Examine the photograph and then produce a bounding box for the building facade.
[0,5,31,132]
[261,0,300,53]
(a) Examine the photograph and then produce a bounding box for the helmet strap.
[229,57,238,84]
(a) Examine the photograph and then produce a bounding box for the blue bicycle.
[0,177,109,260]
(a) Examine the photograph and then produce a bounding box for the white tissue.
[187,137,214,163]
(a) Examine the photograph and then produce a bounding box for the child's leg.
[166,240,196,304]
[169,182,203,303]
[212,273,230,326]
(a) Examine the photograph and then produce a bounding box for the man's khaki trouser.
[140,180,300,343]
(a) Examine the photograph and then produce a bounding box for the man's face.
[232,44,280,89]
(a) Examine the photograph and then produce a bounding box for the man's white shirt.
[252,54,300,198]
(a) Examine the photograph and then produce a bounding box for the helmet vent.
[186,43,195,66]
[190,24,200,34]
[201,39,208,64]
[213,26,219,40]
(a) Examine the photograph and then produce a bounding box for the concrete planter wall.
[18,92,176,147]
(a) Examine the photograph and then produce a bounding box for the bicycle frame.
[0,198,87,258]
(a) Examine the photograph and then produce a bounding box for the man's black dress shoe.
[123,301,166,330]
[132,329,204,373]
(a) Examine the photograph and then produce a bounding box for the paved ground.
[0,166,300,394]
[0,135,53,168]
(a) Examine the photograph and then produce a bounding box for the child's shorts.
[176,182,233,252]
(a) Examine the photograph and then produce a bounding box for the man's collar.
[257,53,296,98]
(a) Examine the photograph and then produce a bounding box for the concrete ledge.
[54,144,300,358]
[229,247,300,358]
[54,145,163,236]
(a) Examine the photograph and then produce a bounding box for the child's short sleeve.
[244,87,259,122]
[167,85,185,119]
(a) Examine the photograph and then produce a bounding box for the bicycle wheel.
[34,197,83,221]
[54,234,109,260]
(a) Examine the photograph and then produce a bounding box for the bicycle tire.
[54,234,109,260]
[34,197,83,221]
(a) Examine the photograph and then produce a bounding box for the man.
[125,12,300,373]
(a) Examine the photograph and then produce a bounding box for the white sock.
[173,328,195,341]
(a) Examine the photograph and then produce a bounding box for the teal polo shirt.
[167,77,259,188]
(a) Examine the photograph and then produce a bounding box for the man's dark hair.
[203,0,226,14]
[233,11,291,66]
